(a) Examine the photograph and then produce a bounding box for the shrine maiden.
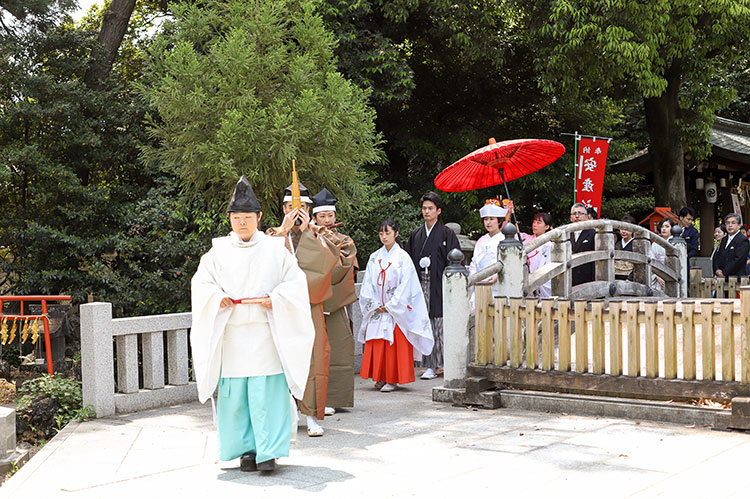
[359,219,433,392]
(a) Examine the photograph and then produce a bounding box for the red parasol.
[434,138,565,192]
[435,138,565,243]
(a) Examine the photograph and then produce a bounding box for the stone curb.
[434,386,726,426]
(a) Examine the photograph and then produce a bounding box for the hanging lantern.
[720,177,727,188]
[696,178,704,190]
[705,181,718,203]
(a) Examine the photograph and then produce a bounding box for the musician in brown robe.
[266,182,337,436]
[311,188,358,414]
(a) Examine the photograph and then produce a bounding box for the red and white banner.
[575,136,610,218]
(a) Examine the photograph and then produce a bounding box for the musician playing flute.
[191,176,315,472]
[266,180,337,437]
[311,188,358,414]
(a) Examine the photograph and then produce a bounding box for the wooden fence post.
[741,286,750,383]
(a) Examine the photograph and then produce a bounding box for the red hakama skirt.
[360,325,415,384]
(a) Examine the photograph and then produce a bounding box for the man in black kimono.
[405,191,461,379]
[570,203,595,286]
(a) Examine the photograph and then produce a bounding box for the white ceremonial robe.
[191,231,315,403]
[468,231,504,309]
[358,244,434,359]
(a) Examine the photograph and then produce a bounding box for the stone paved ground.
[2,375,749,498]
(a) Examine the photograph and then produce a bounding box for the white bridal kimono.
[468,231,504,309]
[358,244,434,359]
[191,231,315,403]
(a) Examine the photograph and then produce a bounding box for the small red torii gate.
[0,295,72,377]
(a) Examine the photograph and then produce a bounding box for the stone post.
[497,223,524,297]
[80,302,115,418]
[595,221,614,282]
[550,231,571,296]
[442,248,470,388]
[671,224,688,297]
[633,237,652,290]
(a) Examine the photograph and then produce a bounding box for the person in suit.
[404,191,461,380]
[677,207,699,259]
[570,203,595,285]
[713,213,750,278]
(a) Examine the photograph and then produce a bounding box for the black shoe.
[240,452,257,472]
[257,459,276,472]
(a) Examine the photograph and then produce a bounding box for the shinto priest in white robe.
[358,243,434,359]
[191,230,315,404]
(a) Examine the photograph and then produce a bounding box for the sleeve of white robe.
[267,242,316,400]
[190,249,233,403]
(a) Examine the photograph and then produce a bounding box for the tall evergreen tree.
[139,0,382,219]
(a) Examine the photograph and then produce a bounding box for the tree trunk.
[643,61,687,210]
[83,0,136,90]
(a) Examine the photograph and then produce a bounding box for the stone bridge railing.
[523,219,687,299]
[439,220,688,393]
[80,303,195,417]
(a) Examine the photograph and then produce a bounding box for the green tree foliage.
[0,0,74,22]
[531,0,750,209]
[0,3,208,315]
[320,0,651,235]
[139,0,382,221]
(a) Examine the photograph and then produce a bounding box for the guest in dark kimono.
[570,203,595,286]
[404,191,460,380]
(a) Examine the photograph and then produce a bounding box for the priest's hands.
[281,208,310,232]
[260,295,272,309]
[375,306,387,313]
[219,297,234,308]
[296,208,310,231]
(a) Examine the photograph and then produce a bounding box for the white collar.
[230,230,260,248]
[726,232,739,246]
[425,221,437,237]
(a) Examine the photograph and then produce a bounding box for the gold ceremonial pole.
[291,160,302,210]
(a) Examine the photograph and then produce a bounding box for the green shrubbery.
[16,374,94,431]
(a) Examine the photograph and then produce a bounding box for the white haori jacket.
[358,244,434,359]
[191,231,315,402]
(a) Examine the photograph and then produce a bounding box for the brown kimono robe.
[267,226,337,420]
[320,229,358,408]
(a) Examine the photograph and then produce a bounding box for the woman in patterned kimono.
[358,219,434,392]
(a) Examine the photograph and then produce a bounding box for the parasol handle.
[499,168,525,244]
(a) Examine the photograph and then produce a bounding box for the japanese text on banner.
[575,137,610,218]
